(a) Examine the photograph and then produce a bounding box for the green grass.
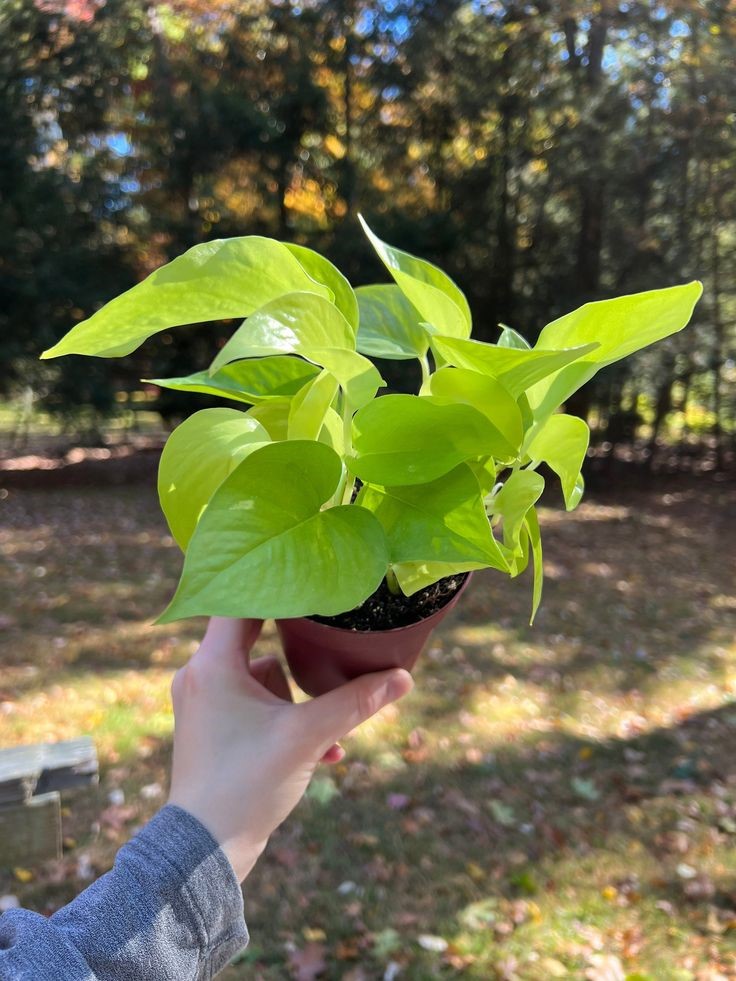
[1,469,735,979]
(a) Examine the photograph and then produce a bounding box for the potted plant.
[41,217,702,695]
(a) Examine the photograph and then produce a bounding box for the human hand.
[167,617,414,881]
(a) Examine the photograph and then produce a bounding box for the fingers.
[298,668,414,755]
[202,617,263,653]
[250,656,293,702]
[196,617,264,671]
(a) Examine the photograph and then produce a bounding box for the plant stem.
[419,353,431,387]
[386,567,402,595]
[332,392,354,507]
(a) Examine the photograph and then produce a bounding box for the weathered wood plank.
[0,746,44,805]
[0,737,98,804]
[0,792,62,867]
[37,736,98,794]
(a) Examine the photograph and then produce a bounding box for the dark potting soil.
[310,572,469,632]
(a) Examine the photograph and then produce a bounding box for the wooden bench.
[0,738,98,867]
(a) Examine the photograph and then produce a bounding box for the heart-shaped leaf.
[42,238,331,359]
[430,336,599,398]
[210,291,355,369]
[157,441,389,621]
[288,370,339,440]
[348,395,494,485]
[144,356,320,405]
[356,284,429,360]
[526,413,590,510]
[210,292,382,408]
[158,408,270,550]
[285,243,359,332]
[527,281,702,423]
[423,366,523,457]
[490,469,545,572]
[359,215,471,338]
[358,464,508,572]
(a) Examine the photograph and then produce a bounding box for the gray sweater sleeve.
[0,804,249,980]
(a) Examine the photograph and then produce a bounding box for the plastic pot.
[275,574,472,696]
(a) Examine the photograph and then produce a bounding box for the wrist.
[167,793,266,883]
[220,836,267,883]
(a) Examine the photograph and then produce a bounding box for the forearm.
[0,805,248,981]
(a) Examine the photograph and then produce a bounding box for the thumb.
[298,668,414,755]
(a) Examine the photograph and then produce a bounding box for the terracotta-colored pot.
[276,574,472,696]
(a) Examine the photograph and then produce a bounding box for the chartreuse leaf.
[285,243,358,332]
[318,407,345,454]
[356,284,429,360]
[157,441,389,622]
[393,560,486,597]
[210,292,382,408]
[314,349,382,409]
[158,408,270,551]
[526,413,590,510]
[41,238,331,359]
[430,336,599,398]
[524,506,543,622]
[490,470,545,574]
[498,326,531,350]
[348,395,495,486]
[244,399,291,440]
[468,457,497,495]
[288,370,339,440]
[423,367,523,458]
[359,215,471,338]
[357,464,508,572]
[144,356,320,405]
[528,281,703,423]
[211,291,353,368]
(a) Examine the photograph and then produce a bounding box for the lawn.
[1,460,735,980]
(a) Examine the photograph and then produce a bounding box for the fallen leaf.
[585,953,625,981]
[288,941,327,980]
[489,800,516,826]
[100,804,138,832]
[458,897,498,930]
[13,868,34,884]
[386,793,410,810]
[540,958,568,977]
[306,776,339,806]
[572,777,600,801]
[273,846,300,869]
[372,927,401,959]
[466,861,485,881]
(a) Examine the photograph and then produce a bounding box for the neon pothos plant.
[41,218,702,624]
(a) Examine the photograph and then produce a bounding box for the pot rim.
[277,571,473,636]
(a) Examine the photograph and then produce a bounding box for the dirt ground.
[1,454,735,979]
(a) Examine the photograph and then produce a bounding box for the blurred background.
[0,0,734,466]
[1,2,736,979]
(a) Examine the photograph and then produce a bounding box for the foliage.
[42,220,701,620]
[2,0,734,459]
